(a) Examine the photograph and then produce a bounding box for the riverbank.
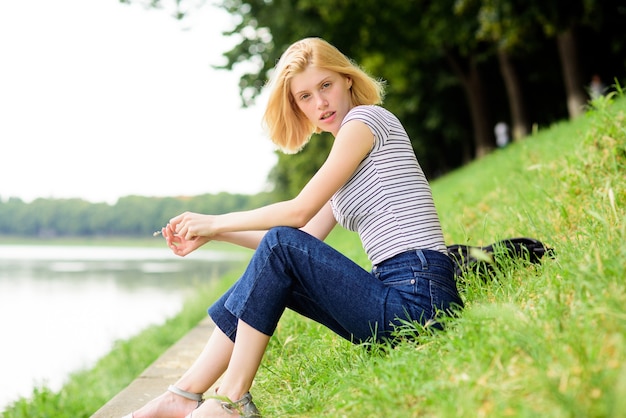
[92,316,216,417]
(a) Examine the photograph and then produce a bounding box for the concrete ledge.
[92,317,215,418]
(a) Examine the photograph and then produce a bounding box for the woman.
[125,37,463,418]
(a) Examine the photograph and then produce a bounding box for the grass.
[252,91,626,417]
[3,92,625,417]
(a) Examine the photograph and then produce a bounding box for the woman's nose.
[316,94,328,108]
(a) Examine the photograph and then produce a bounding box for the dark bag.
[447,237,554,279]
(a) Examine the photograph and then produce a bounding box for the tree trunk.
[556,28,587,119]
[446,52,494,159]
[497,49,529,141]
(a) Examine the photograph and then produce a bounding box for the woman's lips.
[320,111,336,122]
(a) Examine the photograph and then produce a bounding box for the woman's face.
[290,66,353,137]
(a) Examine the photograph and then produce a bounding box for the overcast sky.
[0,0,277,204]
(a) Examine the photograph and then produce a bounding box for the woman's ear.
[346,76,352,89]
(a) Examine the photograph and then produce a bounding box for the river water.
[0,244,245,411]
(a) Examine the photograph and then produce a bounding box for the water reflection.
[0,244,245,411]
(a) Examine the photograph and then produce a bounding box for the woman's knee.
[262,226,303,247]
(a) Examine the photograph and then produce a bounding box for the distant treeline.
[0,193,274,238]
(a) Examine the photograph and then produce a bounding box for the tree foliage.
[119,0,626,196]
[0,193,272,237]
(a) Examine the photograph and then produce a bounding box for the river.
[0,243,244,411]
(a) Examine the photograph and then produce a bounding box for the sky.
[0,0,278,204]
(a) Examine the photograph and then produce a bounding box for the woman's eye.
[300,93,310,101]
[322,82,331,89]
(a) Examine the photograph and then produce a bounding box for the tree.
[456,0,534,141]
[531,0,607,119]
[0,193,272,237]
[118,0,626,194]
[215,0,486,177]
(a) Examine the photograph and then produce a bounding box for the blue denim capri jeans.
[209,226,464,344]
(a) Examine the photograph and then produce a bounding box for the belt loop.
[416,249,428,270]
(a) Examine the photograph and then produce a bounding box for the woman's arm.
[212,230,267,250]
[166,202,337,256]
[299,201,337,241]
[170,120,372,242]
[213,201,337,250]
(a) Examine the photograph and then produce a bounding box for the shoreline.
[92,317,216,417]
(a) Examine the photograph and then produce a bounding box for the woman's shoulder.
[354,104,407,124]
[343,105,396,127]
[342,106,398,148]
[347,105,390,118]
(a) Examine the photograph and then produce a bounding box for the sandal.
[207,391,262,417]
[121,385,204,418]
[167,384,205,408]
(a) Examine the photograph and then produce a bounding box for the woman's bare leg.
[175,326,235,393]
[130,326,234,418]
[191,319,270,417]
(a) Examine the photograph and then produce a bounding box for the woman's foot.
[186,392,261,418]
[126,386,203,418]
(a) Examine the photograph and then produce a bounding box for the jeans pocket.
[375,265,416,287]
[429,278,464,313]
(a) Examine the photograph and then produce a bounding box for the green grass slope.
[255,93,626,417]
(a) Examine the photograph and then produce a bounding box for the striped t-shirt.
[330,105,447,265]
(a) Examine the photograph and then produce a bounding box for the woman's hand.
[169,211,217,240]
[162,212,214,257]
[162,223,211,257]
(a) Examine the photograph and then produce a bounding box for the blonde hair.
[263,38,385,153]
